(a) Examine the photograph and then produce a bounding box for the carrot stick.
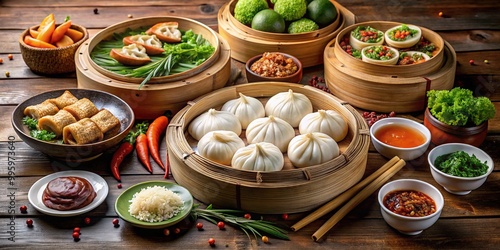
[65,28,84,42]
[24,36,56,48]
[51,20,72,44]
[146,115,169,170]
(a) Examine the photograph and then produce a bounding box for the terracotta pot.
[423,108,488,147]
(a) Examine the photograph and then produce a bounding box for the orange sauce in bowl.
[374,124,426,148]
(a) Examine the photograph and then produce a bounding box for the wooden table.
[1,0,499,249]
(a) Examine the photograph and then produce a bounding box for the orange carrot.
[24,36,56,48]
[37,13,55,32]
[146,116,169,170]
[51,20,72,44]
[29,29,39,38]
[65,28,84,43]
[55,35,74,48]
[36,19,55,43]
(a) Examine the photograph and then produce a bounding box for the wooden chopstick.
[291,156,401,232]
[311,158,406,241]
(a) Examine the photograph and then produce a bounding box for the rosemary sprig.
[191,204,289,241]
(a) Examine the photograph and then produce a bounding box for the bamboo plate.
[76,33,231,120]
[324,39,456,113]
[166,82,370,214]
[218,0,355,67]
[333,21,446,77]
[86,16,220,84]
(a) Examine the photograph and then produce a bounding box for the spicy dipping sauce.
[374,124,426,148]
[383,190,436,217]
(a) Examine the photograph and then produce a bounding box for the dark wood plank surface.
[0,0,499,249]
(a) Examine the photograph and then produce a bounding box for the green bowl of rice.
[115,181,193,229]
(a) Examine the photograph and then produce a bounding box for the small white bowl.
[378,179,444,235]
[349,26,384,51]
[361,45,399,66]
[370,117,431,161]
[397,51,430,65]
[384,24,422,49]
[428,143,494,195]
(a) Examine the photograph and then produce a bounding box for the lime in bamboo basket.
[166,82,371,214]
[324,21,456,113]
[218,0,355,68]
[75,16,231,120]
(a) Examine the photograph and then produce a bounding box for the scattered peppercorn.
[5,71,10,77]
[117,183,122,189]
[8,54,13,60]
[438,11,443,17]
[26,219,34,227]
[112,218,120,227]
[73,227,81,234]
[469,59,475,65]
[72,231,80,241]
[0,58,3,64]
[128,14,133,18]
[262,235,269,244]
[484,59,489,64]
[208,238,216,246]
[20,205,28,213]
[244,213,251,220]
[174,228,181,234]
[163,228,170,236]
[84,217,91,225]
[282,213,289,220]
[217,221,225,230]
[93,8,99,14]
[196,222,204,230]
[362,111,396,127]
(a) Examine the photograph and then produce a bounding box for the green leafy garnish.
[191,204,289,241]
[427,87,496,126]
[434,150,489,177]
[23,116,57,141]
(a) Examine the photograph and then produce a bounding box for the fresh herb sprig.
[191,204,289,241]
[22,116,57,141]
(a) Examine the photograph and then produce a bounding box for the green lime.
[251,9,286,33]
[307,0,337,26]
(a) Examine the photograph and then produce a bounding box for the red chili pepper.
[163,150,170,179]
[146,116,169,170]
[134,121,152,173]
[110,128,139,182]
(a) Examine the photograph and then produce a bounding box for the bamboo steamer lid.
[218,0,355,67]
[75,17,231,119]
[166,82,371,214]
[324,38,456,113]
[333,21,446,77]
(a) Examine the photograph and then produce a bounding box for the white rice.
[128,185,184,222]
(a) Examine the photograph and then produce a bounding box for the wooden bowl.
[75,16,231,120]
[218,0,355,67]
[11,88,135,163]
[166,82,371,214]
[19,24,88,75]
[245,52,303,83]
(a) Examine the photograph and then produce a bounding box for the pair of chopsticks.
[291,156,406,241]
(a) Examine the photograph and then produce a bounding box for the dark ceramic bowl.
[11,88,135,162]
[245,52,303,83]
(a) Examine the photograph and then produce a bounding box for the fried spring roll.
[63,98,99,120]
[90,109,121,139]
[48,90,79,109]
[63,118,104,145]
[23,100,59,119]
[37,110,77,137]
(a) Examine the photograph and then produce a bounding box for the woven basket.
[324,21,456,113]
[218,0,355,67]
[75,16,231,120]
[19,24,88,75]
[166,82,370,214]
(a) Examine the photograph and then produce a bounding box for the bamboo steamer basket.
[324,22,456,113]
[218,0,355,67]
[166,82,371,214]
[333,21,445,77]
[75,16,231,120]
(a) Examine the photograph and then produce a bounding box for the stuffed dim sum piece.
[63,98,99,120]
[123,34,165,55]
[48,90,79,109]
[90,109,121,139]
[63,118,103,145]
[37,109,77,137]
[23,100,59,119]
